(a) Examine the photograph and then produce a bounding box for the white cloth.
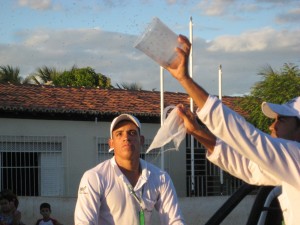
[147,106,186,153]
[197,95,300,225]
[74,157,185,225]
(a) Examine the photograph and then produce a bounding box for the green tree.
[53,66,112,88]
[239,63,300,132]
[0,65,22,84]
[24,66,61,85]
[116,82,142,90]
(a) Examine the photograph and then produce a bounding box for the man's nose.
[123,132,130,140]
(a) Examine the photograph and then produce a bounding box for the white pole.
[189,16,195,195]
[219,65,222,101]
[218,65,224,187]
[160,66,164,170]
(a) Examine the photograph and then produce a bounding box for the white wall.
[19,196,255,225]
[0,118,186,197]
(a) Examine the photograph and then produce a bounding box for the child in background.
[0,189,24,225]
[35,203,62,225]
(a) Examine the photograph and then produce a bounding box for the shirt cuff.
[206,138,222,160]
[196,95,217,121]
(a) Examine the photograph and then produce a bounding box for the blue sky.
[1,0,300,96]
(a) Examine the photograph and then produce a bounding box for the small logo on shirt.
[79,186,88,194]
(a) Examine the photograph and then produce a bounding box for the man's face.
[269,116,300,140]
[109,120,143,161]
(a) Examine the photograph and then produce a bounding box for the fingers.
[178,34,190,45]
[177,105,186,117]
[178,34,191,54]
[177,104,193,119]
[164,34,190,72]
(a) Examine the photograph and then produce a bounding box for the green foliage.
[99,75,112,89]
[239,63,300,132]
[0,65,22,84]
[0,64,112,88]
[53,66,112,88]
[116,82,142,90]
[26,66,60,85]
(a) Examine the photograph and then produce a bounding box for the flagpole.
[160,66,164,170]
[189,16,195,195]
[219,65,224,193]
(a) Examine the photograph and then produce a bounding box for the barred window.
[97,137,113,162]
[186,134,243,197]
[0,136,66,197]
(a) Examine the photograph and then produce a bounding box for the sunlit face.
[0,199,12,213]
[109,120,143,161]
[40,207,51,219]
[269,116,300,141]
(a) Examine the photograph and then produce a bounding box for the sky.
[0,0,300,96]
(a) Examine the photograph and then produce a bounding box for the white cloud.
[197,0,236,16]
[276,8,300,24]
[207,27,300,52]
[18,0,52,10]
[1,25,300,96]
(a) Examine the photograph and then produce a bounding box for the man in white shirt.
[164,34,300,225]
[74,114,185,225]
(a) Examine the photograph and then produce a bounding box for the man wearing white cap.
[164,34,300,225]
[74,114,185,225]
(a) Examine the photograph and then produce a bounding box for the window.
[0,136,66,196]
[186,134,243,197]
[97,137,113,162]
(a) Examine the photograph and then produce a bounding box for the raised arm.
[164,35,209,110]
[177,104,280,186]
[177,104,216,154]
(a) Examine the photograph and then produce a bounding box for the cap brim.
[262,102,297,118]
[261,102,278,119]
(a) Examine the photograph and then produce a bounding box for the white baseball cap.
[108,114,141,152]
[261,97,300,119]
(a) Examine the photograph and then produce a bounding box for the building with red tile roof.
[0,83,245,201]
[0,83,246,121]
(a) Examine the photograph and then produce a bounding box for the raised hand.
[164,35,191,82]
[177,104,200,135]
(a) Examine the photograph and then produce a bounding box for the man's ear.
[108,138,114,149]
[140,135,145,146]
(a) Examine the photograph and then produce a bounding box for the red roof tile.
[0,83,247,122]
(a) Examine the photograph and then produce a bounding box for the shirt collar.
[110,157,150,188]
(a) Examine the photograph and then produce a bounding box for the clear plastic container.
[134,17,180,67]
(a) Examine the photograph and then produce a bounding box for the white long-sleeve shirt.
[197,95,300,225]
[74,157,185,225]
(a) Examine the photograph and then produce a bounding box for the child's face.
[0,199,13,213]
[40,208,51,219]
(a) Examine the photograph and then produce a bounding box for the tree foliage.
[1,64,113,89]
[0,65,22,84]
[116,82,142,90]
[25,66,60,85]
[239,63,300,132]
[53,66,112,88]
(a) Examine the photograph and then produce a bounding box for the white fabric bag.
[146,105,186,153]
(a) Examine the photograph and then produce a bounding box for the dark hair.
[40,202,51,211]
[0,189,18,207]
